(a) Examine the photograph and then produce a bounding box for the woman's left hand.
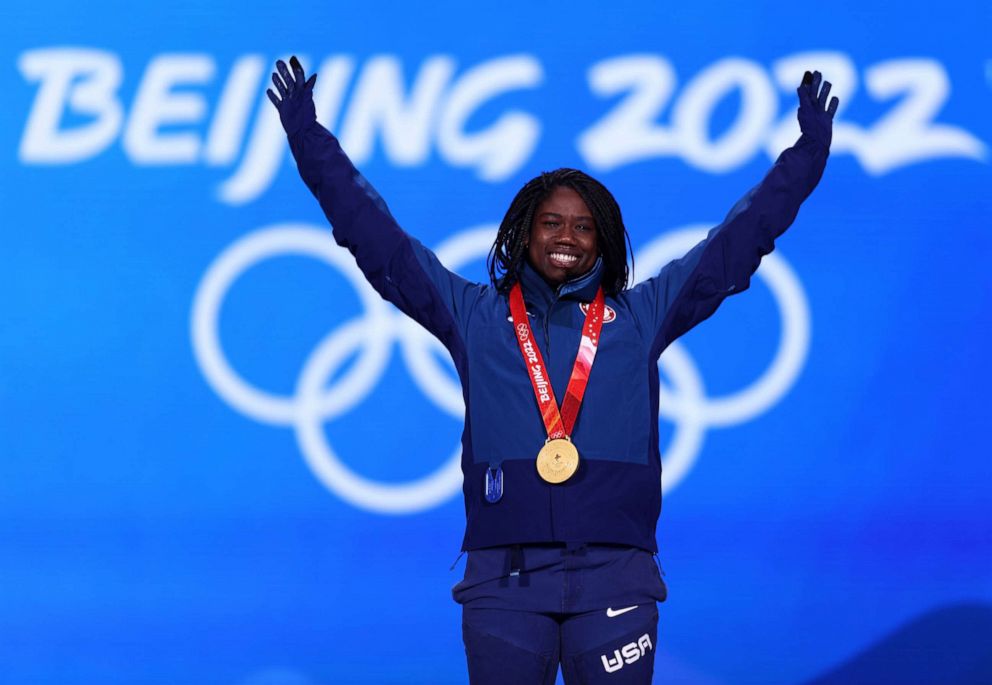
[797,70,839,148]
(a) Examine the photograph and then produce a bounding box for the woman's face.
[527,186,600,287]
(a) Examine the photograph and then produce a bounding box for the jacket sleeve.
[286,120,482,350]
[626,133,830,357]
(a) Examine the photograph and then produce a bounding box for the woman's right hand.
[266,56,317,137]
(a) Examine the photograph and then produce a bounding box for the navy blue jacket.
[287,123,828,552]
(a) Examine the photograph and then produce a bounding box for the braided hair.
[487,168,633,296]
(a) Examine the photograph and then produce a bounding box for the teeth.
[550,252,579,265]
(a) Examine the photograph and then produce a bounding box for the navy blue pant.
[462,604,658,684]
[454,544,666,684]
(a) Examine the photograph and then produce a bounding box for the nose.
[557,224,580,244]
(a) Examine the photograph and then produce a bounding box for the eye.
[543,221,561,228]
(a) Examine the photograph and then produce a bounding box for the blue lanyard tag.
[484,465,503,503]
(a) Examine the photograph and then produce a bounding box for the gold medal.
[509,283,603,488]
[536,438,580,483]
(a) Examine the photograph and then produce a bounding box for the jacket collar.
[518,257,604,305]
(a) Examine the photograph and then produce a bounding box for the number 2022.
[577,51,986,175]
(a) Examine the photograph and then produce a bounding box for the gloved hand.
[797,70,839,148]
[266,56,317,137]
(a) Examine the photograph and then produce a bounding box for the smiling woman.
[529,186,599,281]
[267,55,838,685]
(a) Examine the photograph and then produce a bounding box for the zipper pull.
[653,553,666,576]
[484,463,503,503]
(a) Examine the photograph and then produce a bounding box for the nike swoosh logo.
[606,605,638,618]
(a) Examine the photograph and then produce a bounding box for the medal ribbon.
[509,282,605,440]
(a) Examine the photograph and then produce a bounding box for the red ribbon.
[509,282,605,440]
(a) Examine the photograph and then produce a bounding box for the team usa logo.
[601,633,653,673]
[580,301,616,323]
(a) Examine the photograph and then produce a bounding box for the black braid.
[487,168,633,296]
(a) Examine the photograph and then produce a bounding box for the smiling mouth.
[549,252,580,268]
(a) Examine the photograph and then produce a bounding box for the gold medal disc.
[536,438,580,483]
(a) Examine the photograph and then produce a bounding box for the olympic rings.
[190,224,394,425]
[190,221,810,512]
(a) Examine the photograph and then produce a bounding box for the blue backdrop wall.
[3,1,990,683]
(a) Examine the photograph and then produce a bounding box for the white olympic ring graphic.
[190,222,810,514]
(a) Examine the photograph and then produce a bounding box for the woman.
[268,56,838,685]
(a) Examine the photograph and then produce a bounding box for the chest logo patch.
[580,301,616,323]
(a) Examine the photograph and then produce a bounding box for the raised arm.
[627,70,839,357]
[267,57,481,349]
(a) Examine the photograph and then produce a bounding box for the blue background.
[3,1,990,683]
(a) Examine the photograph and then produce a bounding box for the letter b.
[18,48,123,163]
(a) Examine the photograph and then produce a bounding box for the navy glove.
[266,56,317,137]
[797,70,839,148]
